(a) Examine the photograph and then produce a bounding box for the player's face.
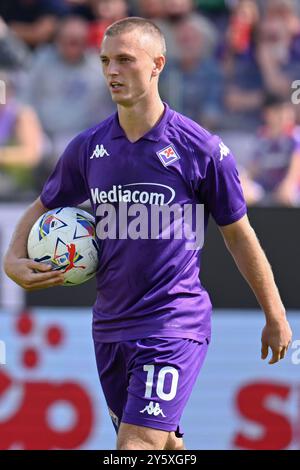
[100,31,162,106]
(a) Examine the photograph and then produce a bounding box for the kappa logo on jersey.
[90,144,110,159]
[219,142,230,161]
[140,401,166,417]
[157,144,180,167]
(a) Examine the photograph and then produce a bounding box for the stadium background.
[0,0,300,450]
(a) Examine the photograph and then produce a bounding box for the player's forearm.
[4,197,47,264]
[221,222,286,324]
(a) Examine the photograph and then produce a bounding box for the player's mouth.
[110,81,124,92]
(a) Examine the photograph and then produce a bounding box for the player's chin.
[111,96,123,104]
[111,94,134,106]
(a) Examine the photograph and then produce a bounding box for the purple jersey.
[40,103,246,343]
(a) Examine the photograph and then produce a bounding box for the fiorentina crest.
[156,144,180,167]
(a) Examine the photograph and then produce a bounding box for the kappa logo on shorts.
[140,401,166,417]
[156,144,180,167]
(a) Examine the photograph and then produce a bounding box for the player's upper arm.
[39,132,89,209]
[36,196,49,212]
[197,136,247,226]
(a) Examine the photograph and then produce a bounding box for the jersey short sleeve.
[40,133,89,209]
[198,136,247,226]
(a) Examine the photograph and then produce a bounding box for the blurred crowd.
[1,0,300,206]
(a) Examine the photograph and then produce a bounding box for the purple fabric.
[0,102,18,146]
[93,336,209,434]
[40,103,247,343]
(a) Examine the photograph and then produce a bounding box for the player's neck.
[117,95,165,143]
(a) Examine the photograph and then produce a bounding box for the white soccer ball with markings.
[27,207,99,286]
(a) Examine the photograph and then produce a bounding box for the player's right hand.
[4,257,65,290]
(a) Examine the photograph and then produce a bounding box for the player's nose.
[107,60,120,76]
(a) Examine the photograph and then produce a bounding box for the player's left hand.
[261,318,292,364]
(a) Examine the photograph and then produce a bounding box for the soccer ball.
[27,207,99,286]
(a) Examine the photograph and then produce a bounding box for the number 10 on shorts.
[143,365,179,401]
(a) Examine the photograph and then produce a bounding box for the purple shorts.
[93,336,209,435]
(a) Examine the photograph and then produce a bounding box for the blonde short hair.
[104,16,166,56]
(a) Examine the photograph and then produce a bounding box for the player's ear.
[152,55,165,77]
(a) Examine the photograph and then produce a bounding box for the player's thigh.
[117,422,169,450]
[122,337,208,437]
[164,432,185,450]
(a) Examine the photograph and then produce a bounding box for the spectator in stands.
[217,0,263,168]
[0,72,43,200]
[0,0,66,48]
[159,15,223,129]
[241,94,300,206]
[87,0,128,48]
[0,16,30,69]
[221,0,264,132]
[257,0,300,99]
[24,16,114,161]
[152,0,218,60]
[135,0,165,19]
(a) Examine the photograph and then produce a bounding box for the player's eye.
[119,57,131,63]
[100,58,109,65]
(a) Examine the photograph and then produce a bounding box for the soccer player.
[3,17,292,450]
